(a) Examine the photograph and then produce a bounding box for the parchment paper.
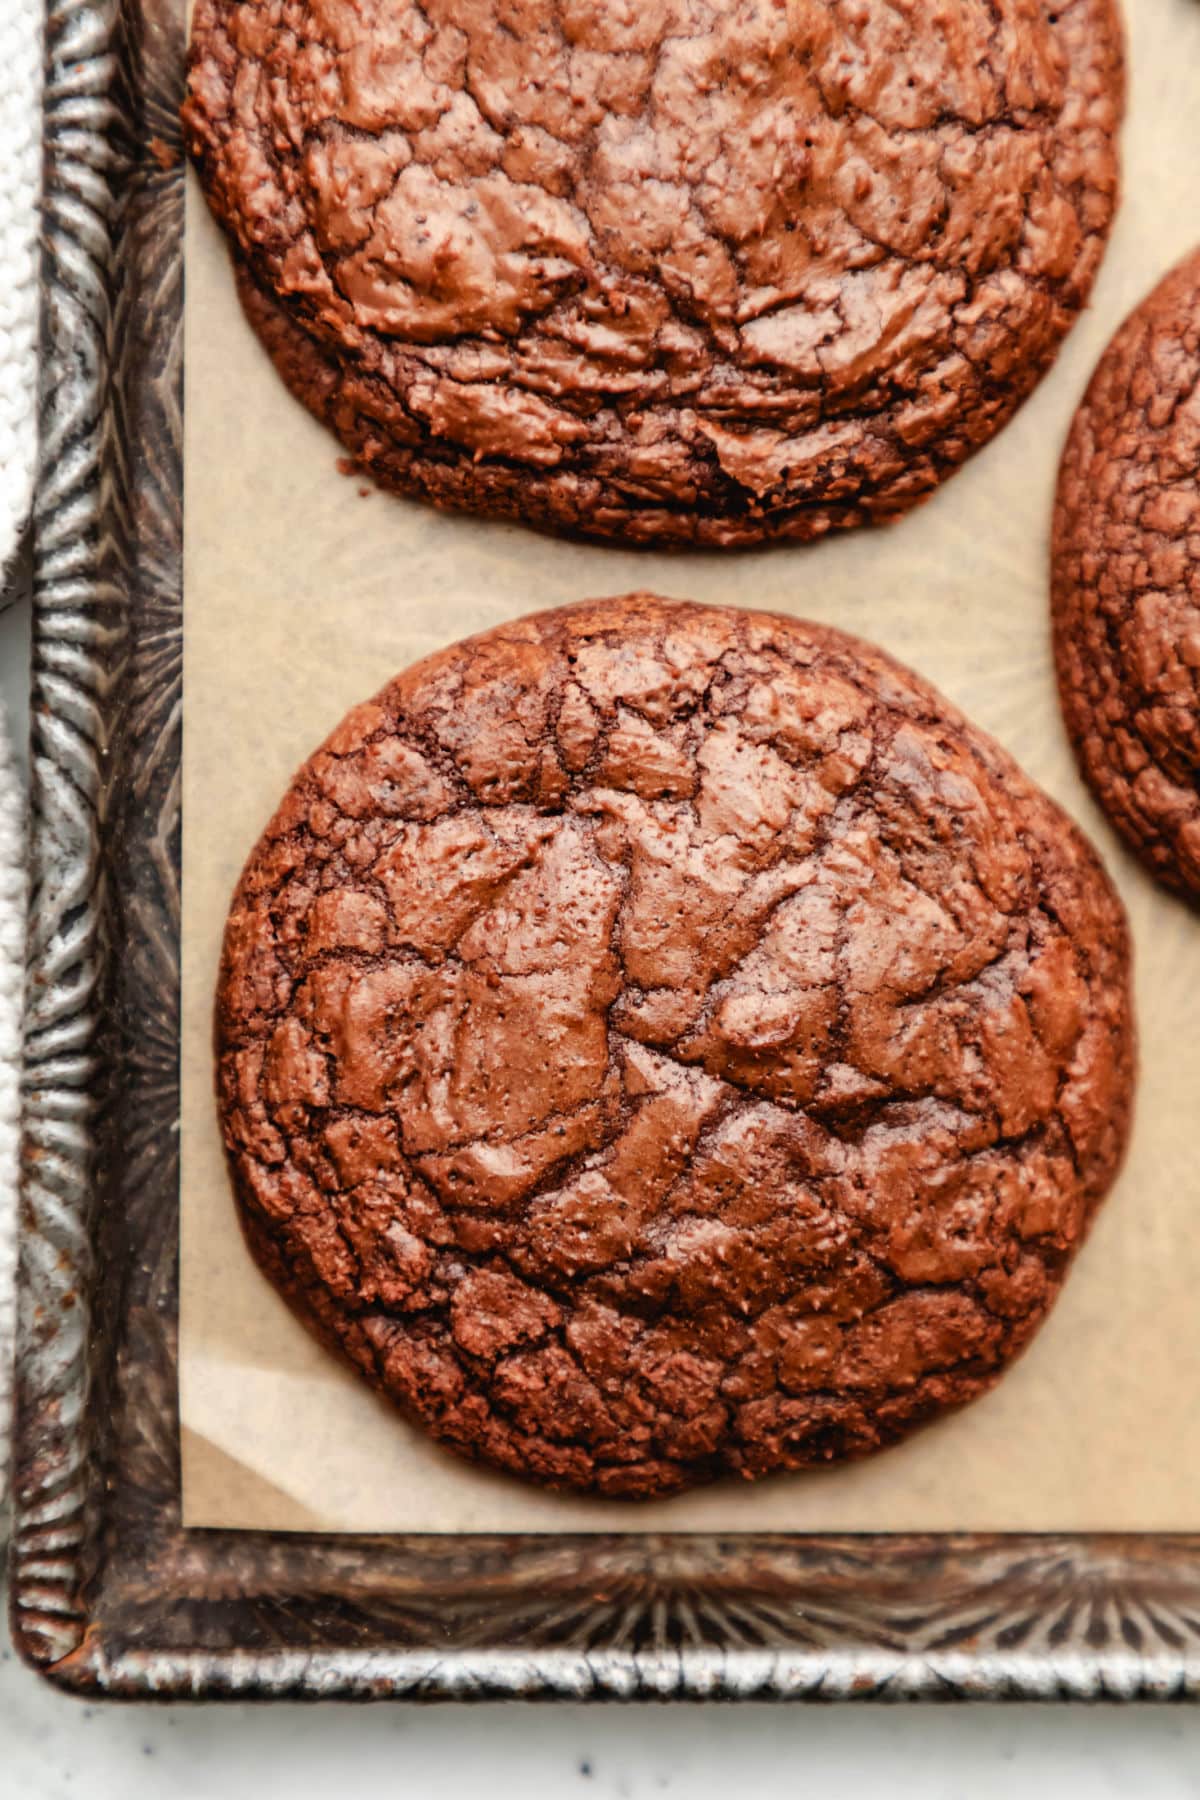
[181,0,1200,1533]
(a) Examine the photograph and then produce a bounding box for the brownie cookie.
[216,596,1134,1498]
[184,0,1124,548]
[1053,249,1200,903]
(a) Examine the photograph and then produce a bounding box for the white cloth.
[0,0,40,1512]
[0,0,40,589]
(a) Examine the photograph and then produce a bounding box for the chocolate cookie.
[216,595,1134,1497]
[1053,249,1200,903]
[184,0,1124,548]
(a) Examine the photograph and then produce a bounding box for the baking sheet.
[180,0,1200,1534]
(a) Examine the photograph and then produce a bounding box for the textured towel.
[0,0,40,1514]
[0,0,41,587]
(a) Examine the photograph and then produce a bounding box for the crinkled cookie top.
[217,595,1134,1496]
[184,0,1124,545]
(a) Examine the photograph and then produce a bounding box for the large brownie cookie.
[216,596,1134,1497]
[1053,248,1200,903]
[184,0,1124,548]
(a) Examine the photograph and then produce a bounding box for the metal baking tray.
[11,0,1200,1701]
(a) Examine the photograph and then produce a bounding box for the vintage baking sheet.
[180,0,1200,1533]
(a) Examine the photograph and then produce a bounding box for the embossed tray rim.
[9,0,1200,1702]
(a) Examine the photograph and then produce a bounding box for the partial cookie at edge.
[1053,247,1200,903]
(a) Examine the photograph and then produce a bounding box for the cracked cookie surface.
[184,0,1124,547]
[1053,248,1200,904]
[216,595,1135,1496]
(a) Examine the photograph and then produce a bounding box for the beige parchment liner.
[181,0,1200,1533]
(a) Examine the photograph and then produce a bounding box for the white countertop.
[4,578,1200,1790]
[3,1610,1200,1800]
